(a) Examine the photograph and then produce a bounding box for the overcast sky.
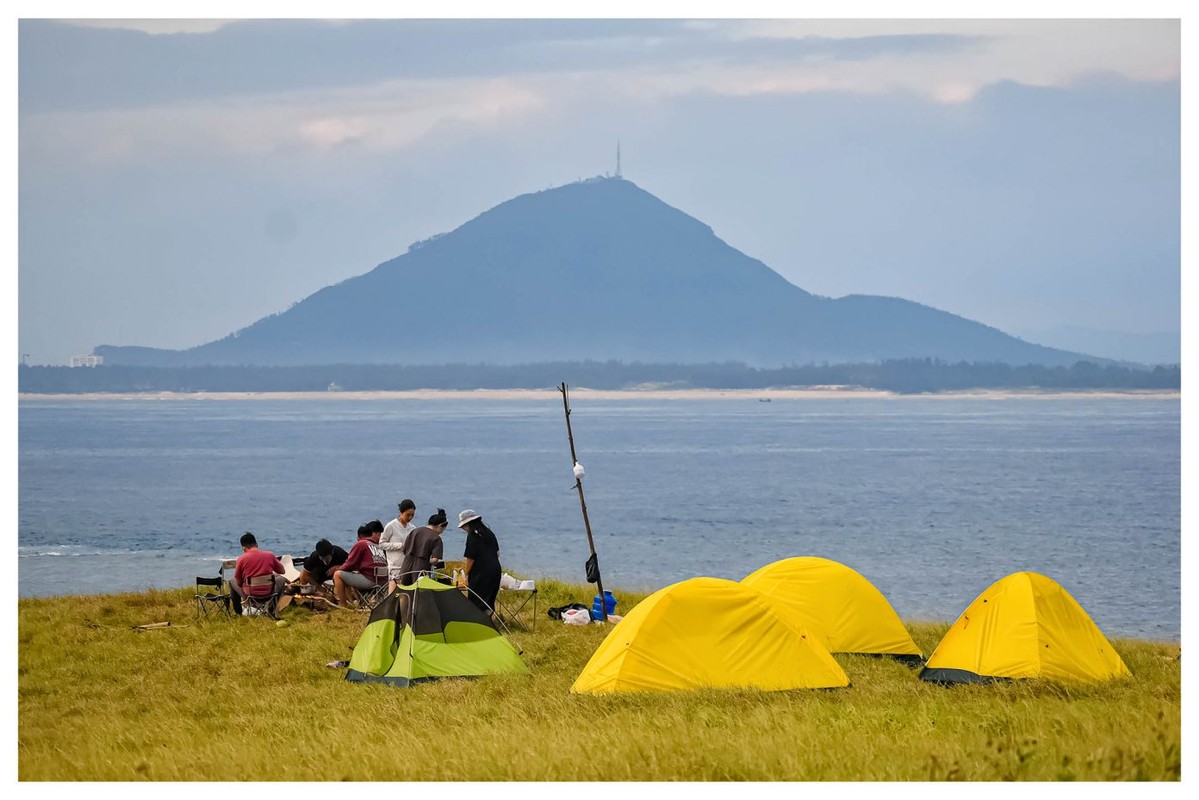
[14,10,1183,365]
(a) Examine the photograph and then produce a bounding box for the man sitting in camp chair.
[333,522,388,607]
[278,537,347,611]
[230,532,287,615]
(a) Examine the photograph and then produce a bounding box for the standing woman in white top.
[380,498,417,581]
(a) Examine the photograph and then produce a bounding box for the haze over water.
[17,394,1179,641]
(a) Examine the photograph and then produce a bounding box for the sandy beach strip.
[18,387,1180,401]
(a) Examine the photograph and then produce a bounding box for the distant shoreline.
[17,387,1181,401]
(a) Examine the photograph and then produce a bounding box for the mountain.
[95,177,1091,368]
[1013,326,1179,366]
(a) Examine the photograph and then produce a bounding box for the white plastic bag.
[500,573,535,591]
[562,608,592,625]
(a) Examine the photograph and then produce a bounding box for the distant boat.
[759,397,771,403]
[327,381,342,392]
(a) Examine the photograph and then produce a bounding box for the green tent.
[345,575,527,686]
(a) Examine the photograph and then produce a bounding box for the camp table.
[495,587,537,632]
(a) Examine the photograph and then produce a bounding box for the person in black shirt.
[299,538,348,592]
[457,508,501,615]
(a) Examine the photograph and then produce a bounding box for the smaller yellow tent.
[920,571,1131,684]
[570,577,849,694]
[741,556,922,661]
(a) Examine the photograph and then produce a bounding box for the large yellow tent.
[570,577,849,694]
[741,556,922,661]
[919,571,1131,684]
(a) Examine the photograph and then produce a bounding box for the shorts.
[338,570,378,590]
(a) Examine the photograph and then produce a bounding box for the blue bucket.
[591,591,617,620]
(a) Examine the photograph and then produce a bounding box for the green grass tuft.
[18,581,1180,781]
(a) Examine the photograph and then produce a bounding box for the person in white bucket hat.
[458,509,501,614]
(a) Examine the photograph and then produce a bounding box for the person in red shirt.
[333,522,388,606]
[231,531,286,615]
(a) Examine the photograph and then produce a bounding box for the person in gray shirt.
[396,508,448,586]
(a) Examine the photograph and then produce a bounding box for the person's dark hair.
[428,508,447,527]
[399,498,416,514]
[356,524,370,539]
[315,538,333,557]
[240,531,257,548]
[368,519,385,535]
[465,519,494,539]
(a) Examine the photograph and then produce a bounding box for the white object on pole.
[573,462,585,481]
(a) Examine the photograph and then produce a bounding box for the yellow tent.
[741,556,922,661]
[920,571,1131,684]
[570,577,849,694]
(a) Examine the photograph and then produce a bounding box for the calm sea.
[17,394,1180,641]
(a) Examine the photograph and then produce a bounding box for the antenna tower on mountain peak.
[616,141,622,178]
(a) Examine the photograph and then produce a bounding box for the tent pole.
[559,382,608,622]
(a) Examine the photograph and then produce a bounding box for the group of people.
[227,500,503,615]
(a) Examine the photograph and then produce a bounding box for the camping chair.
[241,575,281,619]
[279,554,303,584]
[194,576,232,621]
[356,566,391,610]
[218,559,238,594]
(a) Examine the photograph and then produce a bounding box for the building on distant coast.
[69,354,103,367]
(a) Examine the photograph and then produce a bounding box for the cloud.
[297,116,370,148]
[733,19,1179,98]
[19,16,1181,170]
[19,19,696,113]
[20,75,547,163]
[61,19,235,35]
[28,18,1165,116]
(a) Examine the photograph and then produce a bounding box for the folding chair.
[219,559,238,591]
[279,554,303,583]
[356,566,391,610]
[194,576,232,621]
[241,575,281,619]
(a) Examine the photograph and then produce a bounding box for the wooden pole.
[559,382,608,621]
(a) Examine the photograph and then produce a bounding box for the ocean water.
[17,394,1180,641]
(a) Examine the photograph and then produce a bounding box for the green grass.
[18,579,1180,781]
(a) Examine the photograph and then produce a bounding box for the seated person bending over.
[297,538,348,594]
[395,509,448,587]
[333,522,388,606]
[231,531,287,614]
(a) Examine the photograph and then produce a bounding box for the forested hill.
[96,177,1089,368]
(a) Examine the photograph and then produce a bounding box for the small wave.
[19,547,224,559]
[18,547,119,558]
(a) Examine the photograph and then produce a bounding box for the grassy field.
[17,579,1181,781]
